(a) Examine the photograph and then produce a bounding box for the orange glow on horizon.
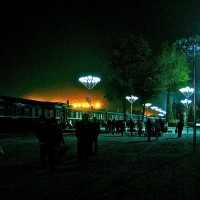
[22,87,107,109]
[20,85,124,112]
[95,102,101,109]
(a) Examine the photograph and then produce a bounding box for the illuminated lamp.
[126,95,138,119]
[79,75,101,113]
[176,35,200,153]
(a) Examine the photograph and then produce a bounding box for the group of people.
[146,118,184,141]
[75,113,100,168]
[34,112,184,172]
[35,115,66,173]
[127,119,143,136]
[106,118,142,136]
[110,119,125,136]
[106,118,165,139]
[35,113,100,171]
[145,118,164,142]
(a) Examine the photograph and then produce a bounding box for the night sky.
[0,1,200,111]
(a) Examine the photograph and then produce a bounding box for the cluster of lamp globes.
[78,76,194,116]
[125,95,166,117]
[79,75,101,108]
[79,75,101,90]
[179,86,194,106]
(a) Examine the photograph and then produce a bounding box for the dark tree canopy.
[104,34,163,119]
[156,42,191,122]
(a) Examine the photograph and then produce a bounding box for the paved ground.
[1,127,200,200]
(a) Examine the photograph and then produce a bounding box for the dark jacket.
[35,118,53,144]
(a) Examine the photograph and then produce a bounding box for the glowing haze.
[22,85,111,110]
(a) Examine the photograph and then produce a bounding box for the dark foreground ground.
[1,128,200,200]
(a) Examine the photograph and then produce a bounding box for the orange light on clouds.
[22,85,117,110]
[95,102,101,109]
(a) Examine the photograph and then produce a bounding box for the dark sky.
[0,0,200,110]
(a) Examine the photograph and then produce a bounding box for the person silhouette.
[176,119,184,138]
[35,115,55,173]
[90,117,100,155]
[75,113,92,167]
[129,119,135,136]
[146,118,152,142]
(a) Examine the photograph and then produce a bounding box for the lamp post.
[179,86,194,133]
[180,99,192,134]
[176,35,200,153]
[126,95,138,119]
[79,75,100,115]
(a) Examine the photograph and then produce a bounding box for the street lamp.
[181,99,192,133]
[179,86,194,134]
[179,86,194,98]
[176,35,200,153]
[126,95,138,119]
[79,75,101,114]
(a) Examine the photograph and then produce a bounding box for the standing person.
[115,120,120,135]
[107,119,111,132]
[137,120,143,136]
[91,117,100,155]
[111,119,116,135]
[129,118,135,136]
[159,118,164,133]
[35,115,55,173]
[146,118,152,142]
[50,116,66,165]
[176,119,184,138]
[50,116,65,147]
[154,119,161,139]
[119,120,125,136]
[75,113,92,167]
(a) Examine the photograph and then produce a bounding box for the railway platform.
[1,127,200,200]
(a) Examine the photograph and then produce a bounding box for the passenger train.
[0,95,163,132]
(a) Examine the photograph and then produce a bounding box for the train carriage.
[0,95,166,133]
[0,96,65,132]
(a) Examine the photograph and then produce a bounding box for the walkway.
[1,128,200,200]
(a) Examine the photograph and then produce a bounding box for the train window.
[38,108,43,117]
[71,111,74,118]
[34,108,39,117]
[56,110,59,118]
[16,107,22,116]
[7,106,13,116]
[45,109,50,117]
[0,106,5,116]
[76,112,79,119]
[13,107,17,116]
[32,107,36,117]
[24,108,30,116]
[50,110,54,117]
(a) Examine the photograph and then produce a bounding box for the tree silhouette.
[157,42,190,122]
[104,34,162,121]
